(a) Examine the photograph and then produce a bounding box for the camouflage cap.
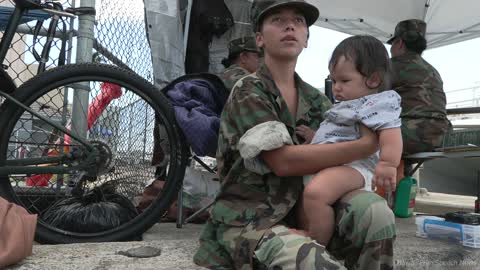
[387,19,427,44]
[251,0,319,32]
[228,36,259,55]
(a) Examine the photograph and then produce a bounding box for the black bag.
[42,182,139,236]
[445,212,480,225]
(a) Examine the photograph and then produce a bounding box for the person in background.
[219,36,261,92]
[193,0,395,269]
[387,19,452,155]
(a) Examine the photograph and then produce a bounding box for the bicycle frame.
[0,1,95,176]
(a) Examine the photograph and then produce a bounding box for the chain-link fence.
[0,1,180,229]
[0,0,155,161]
[0,0,74,86]
[0,0,152,85]
[94,0,153,81]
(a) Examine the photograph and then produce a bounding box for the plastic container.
[394,176,417,217]
[463,223,480,248]
[416,216,480,248]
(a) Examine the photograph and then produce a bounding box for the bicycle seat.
[14,0,43,10]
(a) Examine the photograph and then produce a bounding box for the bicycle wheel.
[0,63,189,243]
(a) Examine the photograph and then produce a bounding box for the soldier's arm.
[233,77,376,177]
[261,125,378,177]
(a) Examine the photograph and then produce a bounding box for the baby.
[298,35,402,245]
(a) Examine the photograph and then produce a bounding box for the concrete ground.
[6,192,480,270]
[6,223,205,270]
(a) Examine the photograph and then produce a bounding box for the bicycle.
[0,0,189,243]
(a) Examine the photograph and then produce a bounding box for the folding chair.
[159,72,227,228]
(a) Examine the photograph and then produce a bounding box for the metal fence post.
[71,0,96,139]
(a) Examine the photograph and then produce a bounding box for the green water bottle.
[393,176,417,217]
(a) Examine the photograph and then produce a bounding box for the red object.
[25,83,122,187]
[25,174,51,187]
[64,82,122,145]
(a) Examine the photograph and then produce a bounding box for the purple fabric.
[166,79,227,156]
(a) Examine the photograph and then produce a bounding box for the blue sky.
[297,26,480,108]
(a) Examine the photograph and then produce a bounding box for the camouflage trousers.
[402,117,451,155]
[253,191,396,270]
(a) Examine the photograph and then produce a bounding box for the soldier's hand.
[358,124,378,155]
[296,125,315,144]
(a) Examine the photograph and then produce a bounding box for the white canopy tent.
[309,0,480,49]
[144,0,480,85]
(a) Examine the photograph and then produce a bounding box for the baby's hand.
[373,161,397,192]
[296,125,315,144]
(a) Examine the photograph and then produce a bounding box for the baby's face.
[329,56,372,101]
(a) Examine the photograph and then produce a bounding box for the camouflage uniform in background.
[193,63,396,270]
[219,64,250,93]
[387,19,452,155]
[390,52,452,154]
[220,36,259,92]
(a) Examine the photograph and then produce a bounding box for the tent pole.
[183,0,193,61]
[422,0,431,21]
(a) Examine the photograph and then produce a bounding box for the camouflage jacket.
[219,64,250,93]
[390,52,448,120]
[193,63,332,269]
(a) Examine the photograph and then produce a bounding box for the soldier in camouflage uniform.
[387,19,452,154]
[220,36,261,92]
[193,1,396,269]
